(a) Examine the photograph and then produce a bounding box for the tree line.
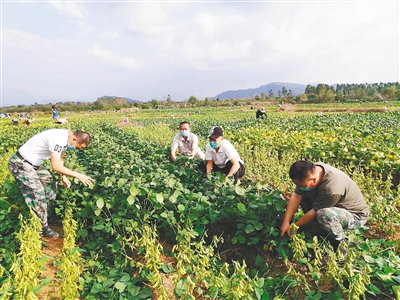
[2,82,399,113]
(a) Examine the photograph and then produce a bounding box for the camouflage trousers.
[8,153,57,229]
[316,207,367,241]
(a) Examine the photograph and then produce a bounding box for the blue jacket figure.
[52,105,59,120]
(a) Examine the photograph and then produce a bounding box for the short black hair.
[74,131,91,145]
[289,160,315,182]
[180,121,190,127]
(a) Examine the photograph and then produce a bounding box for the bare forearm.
[206,161,213,173]
[295,209,316,227]
[170,150,177,162]
[283,194,302,224]
[226,162,240,177]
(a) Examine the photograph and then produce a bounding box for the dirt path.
[37,225,63,300]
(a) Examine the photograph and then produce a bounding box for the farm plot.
[0,110,399,300]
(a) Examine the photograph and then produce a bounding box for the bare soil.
[36,223,400,300]
[36,225,63,300]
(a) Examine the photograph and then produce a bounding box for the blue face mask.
[298,186,313,192]
[180,130,188,137]
[67,143,76,150]
[210,141,218,149]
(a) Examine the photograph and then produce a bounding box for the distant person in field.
[256,107,267,119]
[52,105,68,124]
[280,160,369,257]
[8,129,95,237]
[52,105,59,120]
[201,126,245,183]
[170,121,205,162]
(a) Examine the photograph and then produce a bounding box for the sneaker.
[42,226,60,238]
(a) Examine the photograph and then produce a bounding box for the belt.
[16,151,40,170]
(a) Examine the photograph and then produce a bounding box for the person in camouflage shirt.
[8,129,94,237]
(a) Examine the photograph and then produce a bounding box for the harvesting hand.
[76,174,95,186]
[280,222,291,236]
[62,175,71,189]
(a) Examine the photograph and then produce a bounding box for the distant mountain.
[212,82,307,100]
[96,96,140,104]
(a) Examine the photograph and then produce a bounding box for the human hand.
[280,222,292,237]
[62,175,71,189]
[77,174,95,186]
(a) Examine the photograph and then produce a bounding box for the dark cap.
[208,126,223,139]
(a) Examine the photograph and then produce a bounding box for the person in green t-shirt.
[280,160,369,256]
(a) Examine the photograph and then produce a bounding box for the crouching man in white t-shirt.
[170,121,205,162]
[8,129,95,237]
[201,126,245,183]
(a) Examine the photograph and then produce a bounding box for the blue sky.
[1,1,399,107]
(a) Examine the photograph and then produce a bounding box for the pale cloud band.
[1,1,398,105]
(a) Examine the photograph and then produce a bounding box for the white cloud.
[48,1,87,18]
[125,2,169,36]
[86,44,139,70]
[1,1,398,104]
[2,28,52,51]
[101,30,121,40]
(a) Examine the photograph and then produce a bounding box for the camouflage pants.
[8,154,57,229]
[316,207,367,241]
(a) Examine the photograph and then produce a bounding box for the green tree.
[382,86,397,101]
[188,95,198,107]
[268,89,275,98]
[305,84,316,94]
[281,87,288,97]
[151,99,159,109]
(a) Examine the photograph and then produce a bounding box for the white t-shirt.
[205,139,244,168]
[171,132,204,158]
[18,129,69,166]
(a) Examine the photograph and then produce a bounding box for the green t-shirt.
[294,163,369,220]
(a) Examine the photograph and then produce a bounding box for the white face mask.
[180,130,189,137]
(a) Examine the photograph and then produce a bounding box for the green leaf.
[175,278,189,297]
[274,199,287,212]
[120,273,130,281]
[237,202,246,212]
[130,185,139,196]
[103,177,113,187]
[78,229,88,238]
[161,263,175,273]
[377,273,394,283]
[254,222,263,230]
[177,204,185,211]
[127,195,136,205]
[90,282,103,294]
[245,224,255,233]
[255,255,265,268]
[169,195,177,203]
[367,283,381,295]
[115,281,126,292]
[363,255,375,264]
[96,198,104,209]
[156,193,164,204]
[127,285,141,296]
[238,235,246,244]
[235,186,246,196]
[94,208,102,216]
[118,178,128,188]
